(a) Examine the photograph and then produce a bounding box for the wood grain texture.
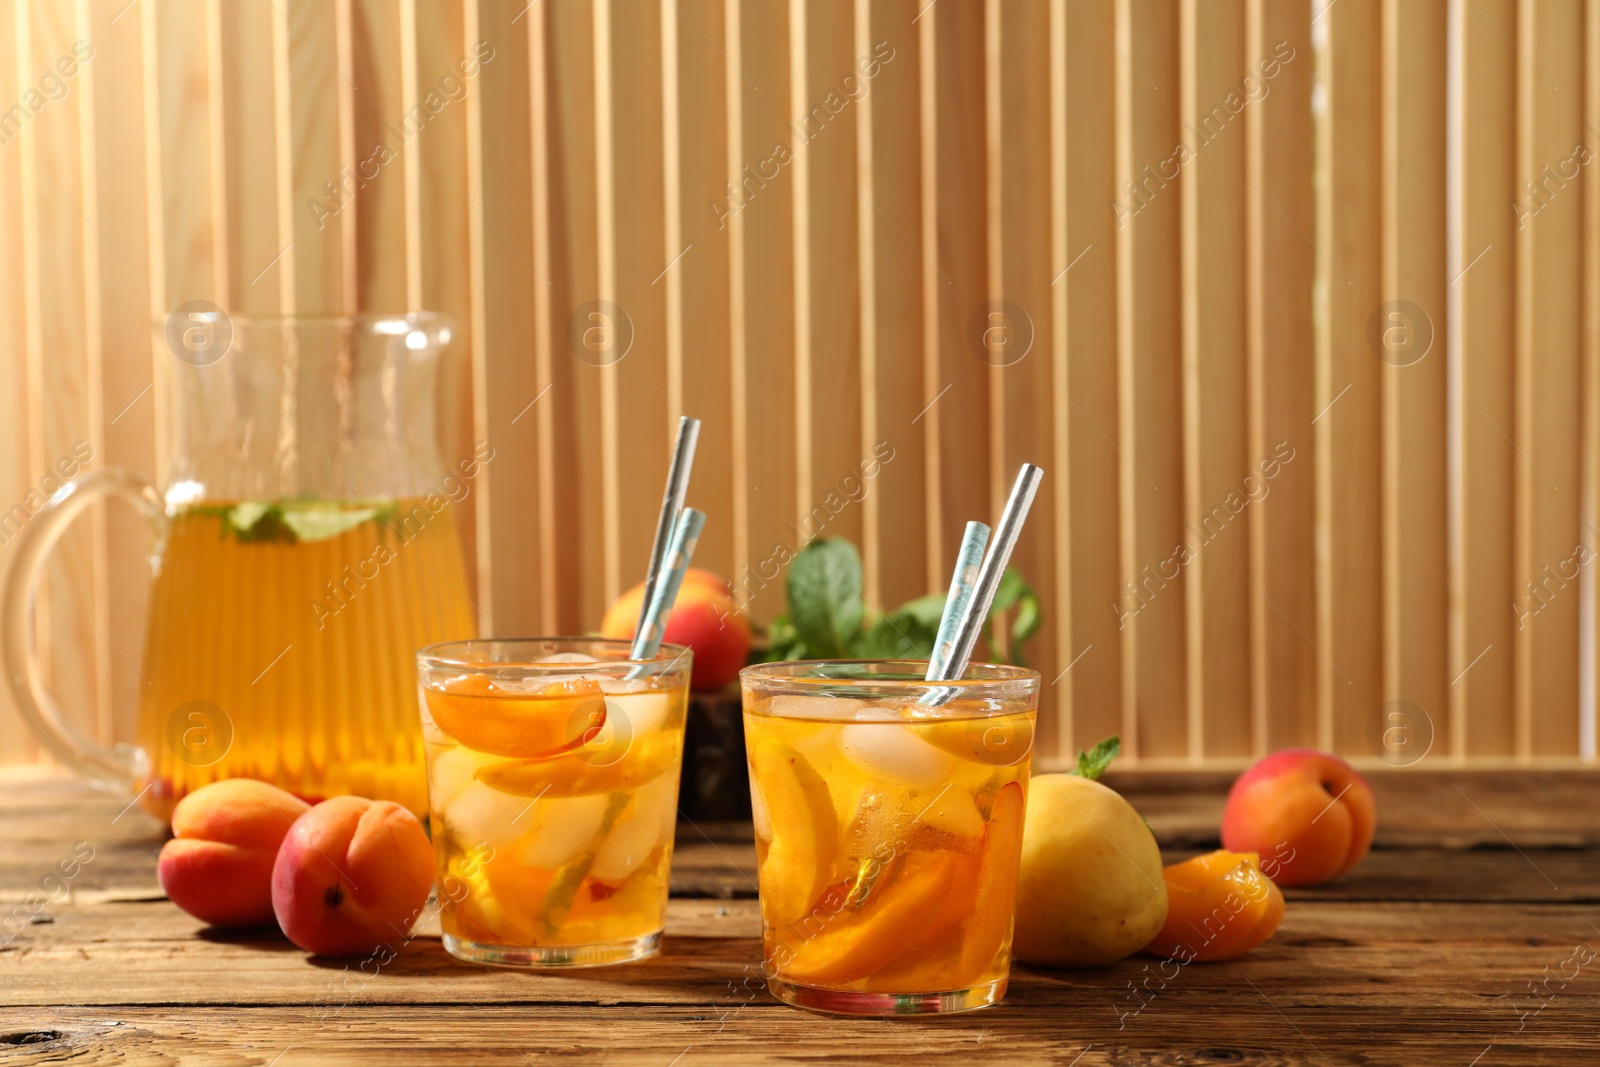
[5,775,1600,1065]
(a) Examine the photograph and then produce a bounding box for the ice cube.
[842,786,913,859]
[839,719,957,789]
[434,750,536,851]
[590,779,676,882]
[538,652,599,664]
[517,793,611,870]
[768,694,870,721]
[601,691,672,739]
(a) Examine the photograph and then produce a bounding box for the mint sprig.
[760,537,1041,667]
[1070,734,1120,781]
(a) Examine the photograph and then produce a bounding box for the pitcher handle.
[3,468,166,791]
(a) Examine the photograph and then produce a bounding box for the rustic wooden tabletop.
[3,769,1597,1065]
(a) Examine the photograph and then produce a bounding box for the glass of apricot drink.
[740,661,1038,1015]
[418,638,691,967]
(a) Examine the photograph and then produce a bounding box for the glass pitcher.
[3,313,479,821]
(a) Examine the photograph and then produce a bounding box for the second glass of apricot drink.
[740,660,1039,1014]
[418,638,692,967]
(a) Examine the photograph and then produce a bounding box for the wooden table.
[4,768,1598,1065]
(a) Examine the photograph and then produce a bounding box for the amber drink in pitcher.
[3,313,476,819]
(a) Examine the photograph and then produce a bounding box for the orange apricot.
[157,779,311,928]
[1143,849,1285,963]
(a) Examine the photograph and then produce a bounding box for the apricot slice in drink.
[425,676,605,759]
[954,779,1025,984]
[474,731,679,799]
[748,738,838,929]
[1143,849,1285,962]
[783,850,967,985]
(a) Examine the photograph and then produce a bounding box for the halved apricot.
[1143,849,1285,962]
[425,676,605,759]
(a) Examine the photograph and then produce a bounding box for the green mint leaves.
[1070,734,1120,781]
[763,537,1041,666]
[786,538,865,657]
[207,500,396,544]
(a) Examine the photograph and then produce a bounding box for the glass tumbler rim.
[740,658,1039,712]
[417,636,692,679]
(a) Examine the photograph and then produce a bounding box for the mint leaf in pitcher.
[279,503,380,543]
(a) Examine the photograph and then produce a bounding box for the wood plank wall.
[0,0,1595,771]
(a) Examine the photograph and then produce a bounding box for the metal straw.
[925,521,991,681]
[629,507,708,663]
[635,416,701,636]
[926,464,1043,687]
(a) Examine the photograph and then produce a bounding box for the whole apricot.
[1221,749,1376,886]
[271,796,435,957]
[600,567,750,690]
[157,779,311,928]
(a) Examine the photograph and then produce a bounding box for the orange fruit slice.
[473,731,680,799]
[784,850,965,985]
[425,676,605,759]
[749,738,838,929]
[1143,849,1285,962]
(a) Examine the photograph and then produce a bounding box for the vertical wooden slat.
[989,0,1059,756]
[142,0,219,472]
[1451,0,1516,758]
[83,0,155,748]
[1586,0,1600,761]
[1182,0,1250,759]
[1115,0,1185,759]
[596,0,669,605]
[1057,0,1121,755]
[403,0,478,616]
[214,0,281,315]
[1248,0,1316,753]
[661,0,734,585]
[18,0,105,752]
[1382,0,1450,757]
[727,0,795,627]
[465,0,540,634]
[273,0,346,313]
[791,0,862,557]
[537,0,605,631]
[855,0,926,611]
[920,0,989,595]
[348,0,406,312]
[1317,0,1384,757]
[0,0,35,763]
[1514,0,1585,757]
